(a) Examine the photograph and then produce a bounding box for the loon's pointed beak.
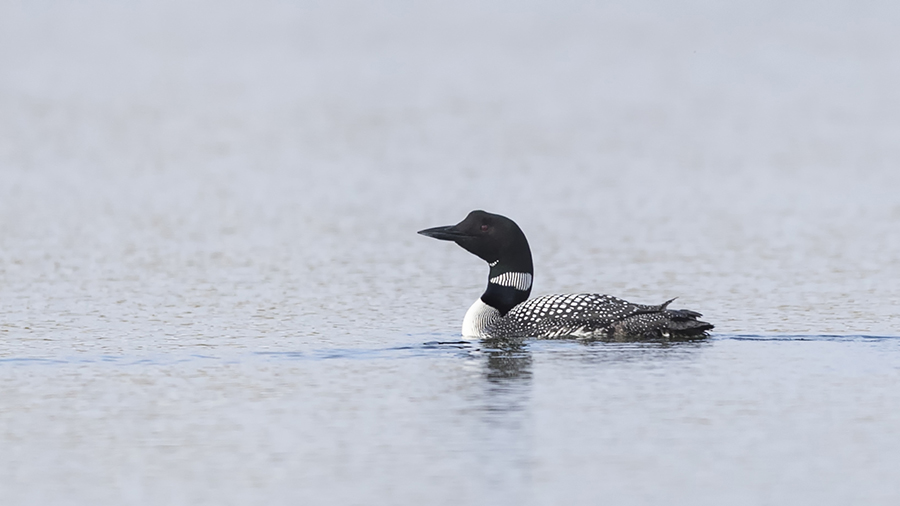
[417,225,472,241]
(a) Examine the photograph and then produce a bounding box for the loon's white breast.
[462,298,499,339]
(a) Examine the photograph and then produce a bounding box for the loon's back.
[491,293,712,340]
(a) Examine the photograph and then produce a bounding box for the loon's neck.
[461,268,532,339]
[482,262,533,314]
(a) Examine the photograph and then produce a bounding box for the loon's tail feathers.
[662,309,714,337]
[632,297,677,316]
[612,304,713,341]
[657,298,703,319]
[668,307,705,320]
[658,297,676,310]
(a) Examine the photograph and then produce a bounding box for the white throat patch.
[489,272,533,291]
[462,299,500,339]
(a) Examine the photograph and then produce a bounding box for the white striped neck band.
[489,272,533,291]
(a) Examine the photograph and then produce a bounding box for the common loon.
[418,210,713,340]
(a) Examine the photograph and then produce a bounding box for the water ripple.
[2,334,898,367]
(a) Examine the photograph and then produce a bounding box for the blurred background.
[1,1,900,504]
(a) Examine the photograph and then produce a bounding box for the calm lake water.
[2,1,900,504]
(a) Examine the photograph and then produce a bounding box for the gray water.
[2,1,900,504]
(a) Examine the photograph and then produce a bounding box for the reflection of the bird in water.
[474,339,533,419]
[443,336,710,417]
[474,337,710,385]
[482,338,533,384]
[570,338,710,365]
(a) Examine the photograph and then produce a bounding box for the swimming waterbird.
[418,210,713,340]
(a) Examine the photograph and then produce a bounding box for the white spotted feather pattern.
[485,293,694,339]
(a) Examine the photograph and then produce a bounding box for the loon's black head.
[418,210,534,315]
[418,210,533,272]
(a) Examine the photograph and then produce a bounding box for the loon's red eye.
[481,224,489,232]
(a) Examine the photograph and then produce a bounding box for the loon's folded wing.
[495,293,712,339]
